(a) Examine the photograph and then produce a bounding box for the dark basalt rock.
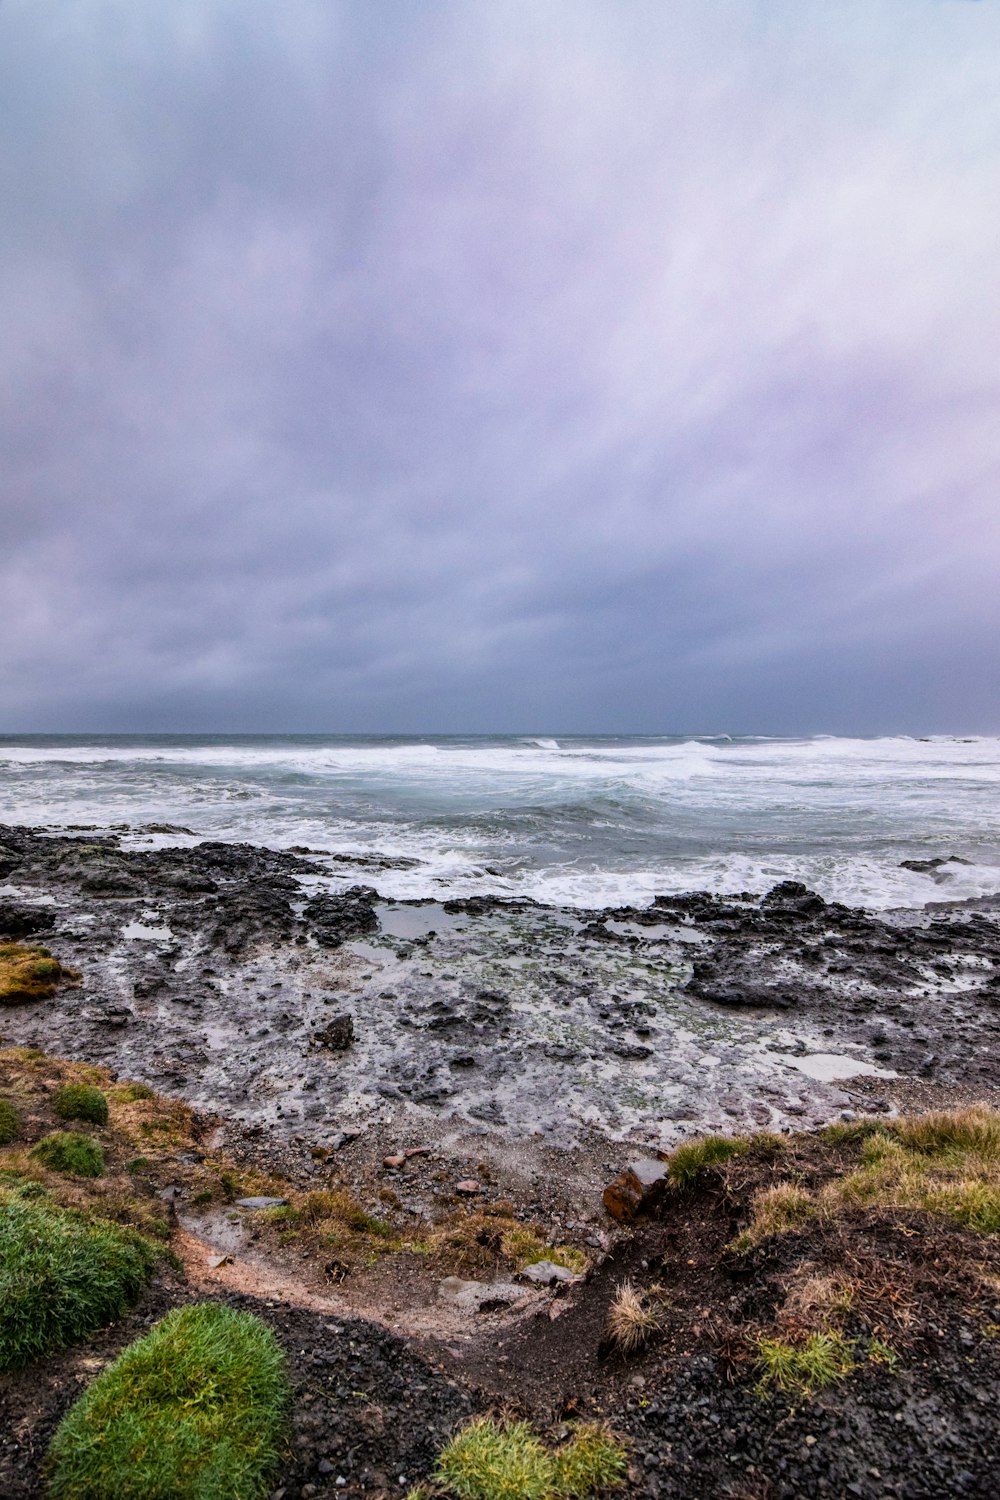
[0,902,55,937]
[206,886,298,954]
[304,886,379,947]
[312,1013,354,1051]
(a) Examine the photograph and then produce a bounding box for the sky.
[1,0,999,736]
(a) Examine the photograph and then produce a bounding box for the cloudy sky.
[2,0,998,735]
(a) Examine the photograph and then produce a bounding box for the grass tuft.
[551,1423,627,1497]
[668,1133,749,1191]
[752,1330,856,1397]
[54,1084,109,1127]
[435,1417,554,1500]
[433,1417,626,1500]
[46,1302,289,1500]
[0,1096,21,1145]
[30,1131,105,1178]
[732,1183,818,1251]
[605,1280,660,1356]
[0,1190,156,1370]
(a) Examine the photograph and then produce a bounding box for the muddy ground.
[2,823,1000,1497]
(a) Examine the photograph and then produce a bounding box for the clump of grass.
[821,1119,891,1147]
[112,1082,155,1103]
[606,1280,660,1356]
[0,1191,156,1369]
[300,1188,393,1238]
[732,1183,818,1251]
[892,1105,1000,1159]
[0,1096,21,1145]
[781,1271,855,1329]
[499,1227,587,1276]
[752,1330,855,1397]
[29,1131,105,1178]
[54,1083,109,1127]
[0,942,76,1004]
[30,1131,105,1178]
[433,1417,626,1500]
[668,1133,749,1191]
[824,1109,1000,1233]
[551,1423,627,1497]
[436,1417,553,1500]
[46,1302,289,1500]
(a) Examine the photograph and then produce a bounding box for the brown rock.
[455,1179,481,1195]
[602,1157,669,1222]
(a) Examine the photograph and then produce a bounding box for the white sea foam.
[2,734,999,910]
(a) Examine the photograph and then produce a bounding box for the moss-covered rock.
[0,942,77,1005]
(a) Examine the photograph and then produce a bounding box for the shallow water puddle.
[122,919,174,941]
[776,1051,897,1082]
[606,919,708,944]
[376,903,468,940]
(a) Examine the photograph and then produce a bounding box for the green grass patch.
[667,1133,750,1191]
[0,1096,21,1144]
[0,1191,156,1370]
[434,1416,626,1500]
[752,1330,856,1397]
[551,1425,628,1497]
[30,1131,105,1177]
[46,1303,290,1500]
[54,1085,109,1127]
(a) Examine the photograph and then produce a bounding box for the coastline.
[3,821,1000,1498]
[2,821,999,1169]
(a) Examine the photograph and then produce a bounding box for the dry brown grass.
[779,1269,856,1330]
[605,1280,660,1356]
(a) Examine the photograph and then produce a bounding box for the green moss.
[54,1084,109,1127]
[667,1133,750,1191]
[46,1303,290,1500]
[0,1191,155,1370]
[30,1131,106,1178]
[0,1096,21,1145]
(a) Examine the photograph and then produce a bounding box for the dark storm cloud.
[2,0,999,732]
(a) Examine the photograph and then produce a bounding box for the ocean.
[1,733,998,911]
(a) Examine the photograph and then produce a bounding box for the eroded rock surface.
[1,824,999,1152]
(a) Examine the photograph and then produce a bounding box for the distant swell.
[1,733,999,911]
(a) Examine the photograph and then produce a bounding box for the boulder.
[602,1157,670,1222]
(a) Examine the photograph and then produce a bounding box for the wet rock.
[603,1158,670,1222]
[0,903,55,937]
[304,887,378,947]
[762,880,827,916]
[206,886,298,955]
[312,1014,354,1052]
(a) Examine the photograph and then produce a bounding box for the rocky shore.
[3,822,1000,1498]
[1,822,999,1165]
